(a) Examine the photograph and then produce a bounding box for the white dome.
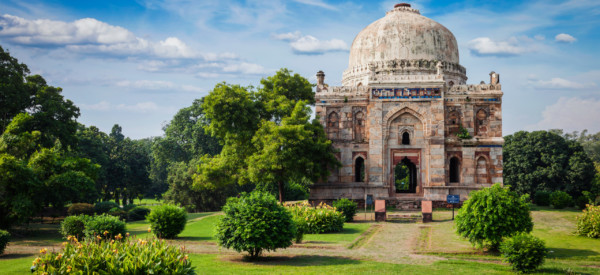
[342,4,466,86]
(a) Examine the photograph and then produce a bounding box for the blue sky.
[1,0,599,139]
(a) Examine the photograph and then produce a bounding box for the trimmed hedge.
[60,215,91,240]
[550,191,573,209]
[128,207,151,221]
[94,201,119,214]
[500,232,547,273]
[0,230,10,255]
[332,198,358,222]
[84,214,126,240]
[147,204,187,239]
[67,203,95,216]
[287,201,344,234]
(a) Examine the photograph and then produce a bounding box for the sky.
[1,0,599,139]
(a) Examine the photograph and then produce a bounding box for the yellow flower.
[96,235,102,240]
[67,265,72,273]
[39,248,47,254]
[147,228,152,233]
[115,233,123,240]
[126,232,130,237]
[103,230,109,236]
[55,254,62,261]
[62,242,68,246]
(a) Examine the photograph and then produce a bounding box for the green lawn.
[2,207,600,274]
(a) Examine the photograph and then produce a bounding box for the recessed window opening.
[402,132,410,145]
[450,157,460,183]
[355,157,365,182]
[395,157,417,193]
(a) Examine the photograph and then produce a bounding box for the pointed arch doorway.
[390,149,421,195]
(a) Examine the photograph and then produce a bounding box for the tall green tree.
[247,102,339,202]
[0,46,34,133]
[198,68,338,202]
[504,130,596,197]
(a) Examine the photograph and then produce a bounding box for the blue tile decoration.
[371,87,441,99]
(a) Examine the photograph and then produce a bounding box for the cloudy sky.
[1,0,599,139]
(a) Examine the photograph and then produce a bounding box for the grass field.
[1,206,599,274]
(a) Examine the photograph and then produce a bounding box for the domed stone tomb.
[311,3,504,208]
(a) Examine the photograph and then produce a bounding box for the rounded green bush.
[94,201,119,214]
[500,232,547,273]
[122,204,137,212]
[128,206,151,221]
[0,230,10,255]
[455,183,533,250]
[84,214,126,240]
[67,203,95,216]
[576,195,590,210]
[147,204,187,239]
[332,198,358,222]
[550,191,573,209]
[533,191,551,207]
[216,191,296,259]
[287,202,344,234]
[107,207,128,221]
[576,205,600,238]
[60,215,91,240]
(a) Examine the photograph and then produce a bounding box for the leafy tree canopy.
[503,130,596,197]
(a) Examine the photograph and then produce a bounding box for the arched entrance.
[395,157,417,193]
[355,156,365,182]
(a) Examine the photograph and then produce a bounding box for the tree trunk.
[278,181,284,203]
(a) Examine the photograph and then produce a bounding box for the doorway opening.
[395,157,417,193]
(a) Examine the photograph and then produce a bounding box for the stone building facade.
[310,3,504,207]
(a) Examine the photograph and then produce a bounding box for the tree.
[198,69,338,201]
[247,102,339,202]
[0,154,40,229]
[504,131,596,197]
[215,191,296,259]
[455,184,533,250]
[0,46,34,133]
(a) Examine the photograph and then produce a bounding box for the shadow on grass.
[547,247,599,258]
[228,255,361,267]
[0,253,34,260]
[177,236,213,242]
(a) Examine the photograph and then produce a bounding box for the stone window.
[401,132,410,145]
[449,157,461,183]
[354,111,365,142]
[355,157,365,182]
[327,112,339,139]
[447,110,461,135]
[476,156,490,184]
[475,109,488,136]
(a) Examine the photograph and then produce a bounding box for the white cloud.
[222,62,268,75]
[533,77,596,90]
[292,0,337,11]
[116,102,160,113]
[80,101,111,111]
[115,79,204,93]
[467,37,531,56]
[555,33,577,43]
[534,35,545,40]
[273,31,348,55]
[528,97,600,133]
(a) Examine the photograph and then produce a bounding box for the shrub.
[550,191,573,209]
[576,205,600,238]
[122,204,137,212]
[576,196,590,210]
[500,232,547,273]
[216,191,296,259]
[332,198,358,222]
[60,215,91,240]
[94,201,119,214]
[31,235,194,274]
[67,203,95,216]
[455,183,533,250]
[128,206,151,221]
[84,214,126,240]
[0,230,9,255]
[287,201,344,234]
[147,204,187,239]
[107,207,128,221]
[533,191,551,206]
